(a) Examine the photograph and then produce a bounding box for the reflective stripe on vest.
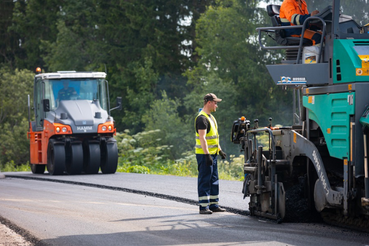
[195,111,219,154]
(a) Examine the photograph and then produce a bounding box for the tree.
[187,0,292,116]
[185,0,292,153]
[38,0,213,132]
[112,57,159,132]
[0,67,34,166]
[44,20,93,72]
[10,0,60,70]
[142,91,192,159]
[0,0,17,68]
[183,72,240,154]
[0,67,34,126]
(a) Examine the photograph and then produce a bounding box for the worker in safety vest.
[195,93,227,214]
[280,0,321,45]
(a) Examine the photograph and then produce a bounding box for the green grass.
[1,161,30,172]
[116,151,244,181]
[1,156,244,181]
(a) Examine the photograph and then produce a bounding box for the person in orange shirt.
[280,0,321,45]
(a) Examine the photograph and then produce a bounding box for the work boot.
[210,207,226,212]
[199,208,213,214]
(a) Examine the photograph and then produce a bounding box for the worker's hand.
[205,154,213,166]
[311,10,319,16]
[219,150,227,159]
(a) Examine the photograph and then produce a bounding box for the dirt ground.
[0,223,32,246]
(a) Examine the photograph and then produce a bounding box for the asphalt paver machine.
[231,0,369,230]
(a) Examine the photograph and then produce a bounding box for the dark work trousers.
[196,154,219,210]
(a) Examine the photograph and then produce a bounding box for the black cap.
[204,93,222,102]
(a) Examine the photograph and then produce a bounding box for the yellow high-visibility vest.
[195,110,219,154]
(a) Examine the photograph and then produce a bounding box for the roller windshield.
[42,78,108,111]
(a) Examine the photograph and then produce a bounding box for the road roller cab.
[28,69,121,175]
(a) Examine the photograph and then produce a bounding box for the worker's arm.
[282,2,311,25]
[198,129,209,154]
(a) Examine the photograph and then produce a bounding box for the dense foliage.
[2,0,365,176]
[0,67,34,166]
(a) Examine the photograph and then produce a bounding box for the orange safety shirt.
[279,0,319,44]
[280,0,310,26]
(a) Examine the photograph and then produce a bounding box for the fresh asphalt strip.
[4,174,250,216]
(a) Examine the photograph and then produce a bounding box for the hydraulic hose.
[364,133,369,199]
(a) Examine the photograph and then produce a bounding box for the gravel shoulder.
[0,216,34,246]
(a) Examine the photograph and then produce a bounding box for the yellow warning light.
[240,116,245,121]
[36,67,42,73]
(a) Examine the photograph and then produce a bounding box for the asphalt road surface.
[1,172,369,246]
